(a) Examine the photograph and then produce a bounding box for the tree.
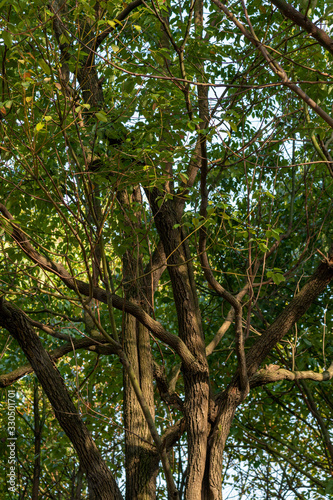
[1,0,333,498]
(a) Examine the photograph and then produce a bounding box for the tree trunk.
[121,188,159,500]
[148,194,210,500]
[0,298,123,500]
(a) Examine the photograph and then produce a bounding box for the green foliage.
[1,0,333,498]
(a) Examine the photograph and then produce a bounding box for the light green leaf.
[95,111,108,122]
[179,173,188,184]
[39,59,51,75]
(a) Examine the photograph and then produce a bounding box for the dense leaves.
[1,0,333,499]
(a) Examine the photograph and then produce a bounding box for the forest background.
[1,0,333,499]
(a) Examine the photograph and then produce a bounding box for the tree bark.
[204,249,333,499]
[147,192,210,500]
[0,298,123,500]
[121,188,159,500]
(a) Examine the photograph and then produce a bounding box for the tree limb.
[271,0,333,57]
[0,297,123,500]
[96,0,144,49]
[250,362,333,387]
[0,336,117,387]
[211,0,333,129]
[245,246,333,378]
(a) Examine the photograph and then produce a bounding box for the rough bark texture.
[121,188,159,500]
[123,310,159,500]
[147,192,210,500]
[0,299,123,500]
[204,250,333,499]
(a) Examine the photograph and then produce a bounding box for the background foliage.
[1,0,333,498]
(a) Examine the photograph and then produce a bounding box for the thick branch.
[250,363,333,387]
[153,362,184,411]
[161,418,187,453]
[0,298,123,500]
[245,248,333,377]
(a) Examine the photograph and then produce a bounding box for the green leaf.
[179,173,188,184]
[267,270,286,285]
[325,479,333,494]
[59,33,70,45]
[95,111,108,122]
[2,30,12,48]
[35,122,44,132]
[39,59,51,75]
[187,121,196,131]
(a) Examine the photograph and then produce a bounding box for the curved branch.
[245,247,333,378]
[198,153,248,393]
[0,298,123,499]
[153,362,184,411]
[0,336,117,388]
[250,363,333,387]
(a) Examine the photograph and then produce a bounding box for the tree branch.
[250,362,333,387]
[211,0,333,129]
[0,298,123,500]
[297,380,333,463]
[199,150,248,393]
[96,0,144,49]
[153,362,184,411]
[245,246,333,378]
[271,0,333,57]
[0,336,117,387]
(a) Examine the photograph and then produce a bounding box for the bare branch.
[250,363,333,387]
